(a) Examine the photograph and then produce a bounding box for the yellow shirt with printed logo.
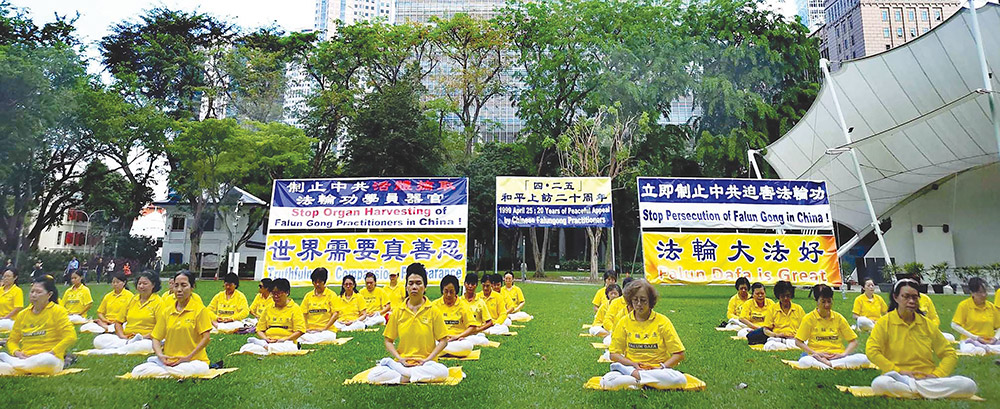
[337,293,366,322]
[602,296,627,331]
[152,300,214,363]
[162,292,204,311]
[433,298,477,337]
[501,285,525,310]
[60,284,93,316]
[795,310,857,354]
[255,301,306,339]
[952,298,1000,340]
[8,302,77,359]
[250,293,272,317]
[97,289,134,323]
[727,293,749,320]
[462,296,492,326]
[478,291,508,325]
[301,290,338,331]
[762,302,805,336]
[122,294,161,336]
[852,294,888,321]
[0,284,25,317]
[384,297,447,360]
[208,290,249,321]
[359,286,390,314]
[868,310,956,377]
[739,298,775,325]
[609,311,685,366]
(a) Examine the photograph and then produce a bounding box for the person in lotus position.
[950,277,1000,355]
[794,284,871,369]
[434,275,491,357]
[0,275,77,375]
[299,268,339,345]
[208,273,251,333]
[749,281,804,351]
[852,279,888,331]
[592,271,618,313]
[359,272,391,327]
[334,275,368,332]
[82,273,133,334]
[60,269,93,325]
[92,273,160,355]
[722,277,751,329]
[130,271,213,378]
[589,284,622,337]
[240,278,305,355]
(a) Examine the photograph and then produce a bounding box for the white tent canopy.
[765,4,1000,235]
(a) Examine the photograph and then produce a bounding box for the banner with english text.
[496,176,613,228]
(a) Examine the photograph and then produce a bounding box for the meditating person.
[723,277,751,329]
[82,273,133,334]
[359,272,390,326]
[752,281,804,351]
[435,275,491,357]
[502,271,530,321]
[589,284,622,337]
[479,274,511,335]
[737,282,774,334]
[868,279,978,399]
[208,273,250,333]
[951,277,1000,355]
[368,263,449,384]
[0,275,77,375]
[384,272,406,311]
[335,275,368,331]
[249,278,275,319]
[599,279,688,390]
[241,278,305,355]
[160,276,204,308]
[852,279,888,331]
[592,270,618,312]
[460,272,493,333]
[92,273,161,354]
[601,277,635,346]
[130,271,213,378]
[61,269,93,324]
[0,269,25,331]
[794,284,871,369]
[299,268,339,345]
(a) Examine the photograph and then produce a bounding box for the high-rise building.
[797,0,828,30]
[396,0,505,24]
[819,0,961,69]
[315,0,395,39]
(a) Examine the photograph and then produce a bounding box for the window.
[850,35,854,46]
[75,232,85,246]
[910,28,917,38]
[171,216,185,231]
[894,10,902,22]
[921,9,929,21]
[65,232,74,245]
[883,28,890,38]
[848,19,853,30]
[881,9,889,21]
[168,252,184,265]
[201,215,216,232]
[908,9,916,21]
[57,231,63,245]
[896,28,903,38]
[933,8,942,21]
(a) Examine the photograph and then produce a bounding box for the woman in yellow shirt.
[869,279,977,399]
[737,282,774,334]
[83,273,133,334]
[600,277,635,346]
[0,268,25,331]
[722,277,751,329]
[208,273,250,333]
[794,284,871,369]
[599,279,688,390]
[0,275,76,375]
[753,281,805,351]
[461,272,494,334]
[852,279,888,331]
[335,275,368,331]
[502,272,531,321]
[480,274,513,335]
[435,275,489,357]
[589,284,622,337]
[249,278,274,319]
[384,272,406,311]
[368,263,449,384]
[359,272,390,326]
[131,271,213,378]
[241,278,306,355]
[299,268,339,345]
[61,270,93,324]
[592,271,618,312]
[951,277,1000,355]
[92,273,161,355]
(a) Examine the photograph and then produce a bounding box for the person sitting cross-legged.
[794,284,871,369]
[239,278,305,355]
[0,275,77,376]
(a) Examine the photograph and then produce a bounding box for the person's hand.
[307,330,319,334]
[900,370,935,379]
[637,362,657,370]
[265,337,278,343]
[978,336,996,344]
[828,353,846,360]
[812,353,833,367]
[658,362,673,369]
[161,356,184,367]
[402,358,421,367]
[14,351,28,359]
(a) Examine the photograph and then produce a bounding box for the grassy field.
[0,280,996,408]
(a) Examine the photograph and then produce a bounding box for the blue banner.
[272,178,467,208]
[496,204,613,228]
[637,178,828,206]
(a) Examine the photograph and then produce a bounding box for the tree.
[223,27,315,123]
[341,79,445,176]
[461,143,531,271]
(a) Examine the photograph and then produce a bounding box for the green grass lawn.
[1,280,996,408]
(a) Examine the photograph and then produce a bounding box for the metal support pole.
[820,58,893,267]
[747,149,764,179]
[493,212,499,276]
[967,0,1000,160]
[609,226,616,271]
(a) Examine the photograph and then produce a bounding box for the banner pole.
[609,226,616,271]
[494,209,499,276]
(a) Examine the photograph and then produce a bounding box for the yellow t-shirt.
[609,311,685,366]
[255,301,307,339]
[919,293,940,328]
[301,289,338,331]
[337,293,366,322]
[852,294,888,321]
[952,298,1000,340]
[603,296,627,331]
[739,298,775,324]
[593,299,612,327]
[0,284,25,317]
[383,297,447,360]
[60,284,93,316]
[762,302,806,335]
[501,285,525,309]
[249,293,273,317]
[97,289,134,323]
[208,290,249,321]
[461,296,492,325]
[122,294,161,336]
[8,302,77,359]
[592,287,608,308]
[478,291,509,325]
[161,292,204,311]
[384,282,406,309]
[795,310,857,354]
[995,288,1000,307]
[434,298,478,337]
[359,287,389,314]
[727,293,749,320]
[152,300,214,363]
[867,310,956,377]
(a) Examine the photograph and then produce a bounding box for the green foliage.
[461,143,531,269]
[930,262,949,284]
[79,162,140,224]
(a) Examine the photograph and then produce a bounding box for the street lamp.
[75,209,105,255]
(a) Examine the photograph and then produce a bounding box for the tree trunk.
[604,227,614,271]
[529,226,550,277]
[587,226,604,280]
[188,200,206,274]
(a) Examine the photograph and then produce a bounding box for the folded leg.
[362,314,386,327]
[408,361,449,383]
[94,334,127,350]
[856,316,875,331]
[913,375,978,399]
[797,355,831,369]
[589,325,608,336]
[298,330,338,344]
[829,353,871,369]
[443,339,474,357]
[334,321,367,332]
[599,371,638,389]
[637,368,687,388]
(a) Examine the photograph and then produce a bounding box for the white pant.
[0,318,12,331]
[856,316,876,331]
[465,334,490,346]
[942,332,956,342]
[602,334,612,347]
[334,320,366,332]
[215,320,248,333]
[959,339,1000,356]
[871,371,977,399]
[130,356,210,378]
[362,314,386,327]
[68,314,88,325]
[483,324,510,335]
[763,338,799,351]
[298,330,338,345]
[80,322,110,334]
[0,352,64,375]
[797,353,871,369]
[443,339,473,357]
[509,311,531,321]
[92,334,153,355]
[589,325,609,336]
[599,368,686,389]
[239,338,298,355]
[725,317,749,330]
[502,317,512,326]
[367,358,449,384]
[737,327,752,338]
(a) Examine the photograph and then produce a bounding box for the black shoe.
[64,354,77,368]
[209,360,224,369]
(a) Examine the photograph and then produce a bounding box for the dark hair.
[888,279,924,314]
[968,277,987,294]
[481,274,493,285]
[310,268,328,283]
[735,277,750,290]
[111,272,130,290]
[621,277,635,292]
[464,272,479,285]
[261,278,274,290]
[365,272,376,282]
[603,270,618,281]
[864,278,875,286]
[272,278,291,293]
[33,275,59,303]
[405,263,428,287]
[136,272,161,293]
[440,274,460,296]
[174,270,196,289]
[504,271,514,278]
[809,284,834,301]
[605,283,622,299]
[340,275,356,296]
[773,281,794,298]
[491,273,502,284]
[70,269,84,279]
[223,272,240,288]
[750,282,765,294]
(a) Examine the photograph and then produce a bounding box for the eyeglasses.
[899,294,920,301]
[632,298,650,305]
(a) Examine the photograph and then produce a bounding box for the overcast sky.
[11,0,316,75]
